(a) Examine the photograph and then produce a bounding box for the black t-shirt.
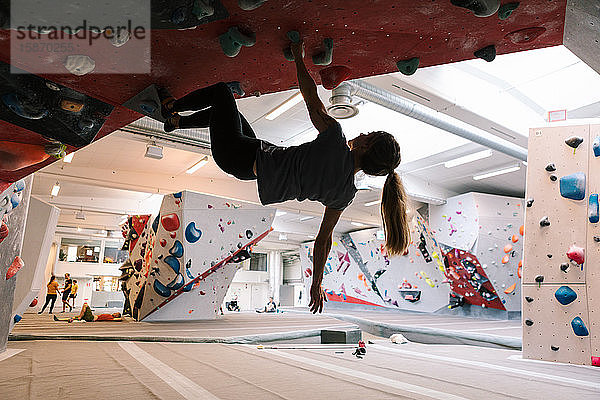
[255,122,357,210]
[64,278,72,294]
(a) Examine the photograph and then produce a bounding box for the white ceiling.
[34,45,600,251]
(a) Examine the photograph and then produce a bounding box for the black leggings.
[173,82,261,180]
[40,293,57,313]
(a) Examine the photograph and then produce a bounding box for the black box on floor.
[321,329,362,344]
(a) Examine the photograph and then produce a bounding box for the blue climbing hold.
[13,314,22,323]
[167,273,184,290]
[571,317,589,336]
[185,222,202,243]
[594,137,600,157]
[14,180,25,192]
[140,100,158,114]
[559,172,586,201]
[152,213,160,233]
[589,194,599,223]
[554,286,577,305]
[173,192,183,199]
[163,255,180,274]
[169,240,184,258]
[185,265,194,279]
[182,281,194,292]
[10,193,21,209]
[171,7,186,24]
[153,280,171,297]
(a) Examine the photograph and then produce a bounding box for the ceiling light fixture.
[278,233,288,241]
[351,221,365,227]
[186,155,209,174]
[51,182,60,197]
[444,149,492,168]
[265,92,303,120]
[63,152,74,163]
[145,143,163,159]
[473,164,521,181]
[75,206,86,220]
[299,216,314,221]
[364,200,381,207]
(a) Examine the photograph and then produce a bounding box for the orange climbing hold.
[512,235,519,243]
[502,255,509,264]
[517,264,522,278]
[504,283,517,294]
[504,244,513,253]
[519,225,524,236]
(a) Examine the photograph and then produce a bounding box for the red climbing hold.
[505,27,546,44]
[567,245,585,265]
[6,256,24,280]
[29,298,38,307]
[319,65,352,90]
[160,239,167,247]
[161,213,180,232]
[592,356,600,367]
[0,221,8,243]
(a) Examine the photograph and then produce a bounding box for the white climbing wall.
[430,193,524,313]
[122,191,274,321]
[523,124,599,366]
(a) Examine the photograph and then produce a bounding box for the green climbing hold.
[313,38,334,66]
[287,30,301,43]
[219,27,256,58]
[238,0,267,11]
[396,57,420,76]
[474,45,496,62]
[498,2,519,20]
[192,0,214,19]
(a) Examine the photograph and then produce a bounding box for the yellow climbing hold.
[504,283,516,294]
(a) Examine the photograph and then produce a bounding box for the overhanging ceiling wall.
[0,0,568,183]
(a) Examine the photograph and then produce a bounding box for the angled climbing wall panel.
[523,124,599,366]
[121,191,274,321]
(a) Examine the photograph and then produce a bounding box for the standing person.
[69,280,78,309]
[61,273,73,312]
[38,275,60,314]
[160,37,410,314]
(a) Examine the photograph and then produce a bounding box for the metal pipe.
[335,80,528,161]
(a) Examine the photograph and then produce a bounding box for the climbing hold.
[517,263,522,278]
[501,255,509,264]
[161,213,180,232]
[134,259,143,272]
[64,55,95,76]
[567,244,585,265]
[525,296,534,303]
[551,345,559,351]
[474,45,496,62]
[539,216,550,227]
[571,317,589,336]
[163,255,181,274]
[565,136,584,149]
[78,119,94,131]
[2,93,48,120]
[5,256,24,280]
[153,279,171,297]
[238,0,267,10]
[498,2,519,20]
[219,27,256,58]
[152,214,160,233]
[504,283,516,294]
[450,0,500,17]
[590,194,599,223]
[109,28,130,47]
[169,240,184,258]
[13,314,21,323]
[547,254,552,259]
[504,244,513,253]
[185,222,202,243]
[560,262,570,273]
[593,136,600,157]
[519,225,524,236]
[170,7,186,24]
[526,198,534,207]
[396,57,420,76]
[545,163,556,172]
[60,99,84,113]
[140,100,158,115]
[549,175,557,182]
[505,27,546,44]
[193,0,214,19]
[283,31,302,61]
[181,281,194,292]
[29,298,38,307]
[313,38,334,66]
[166,273,185,290]
[595,236,600,243]
[245,229,253,239]
[287,30,301,43]
[535,275,544,283]
[319,65,352,90]
[555,286,577,305]
[226,81,245,97]
[525,318,534,326]
[559,172,586,201]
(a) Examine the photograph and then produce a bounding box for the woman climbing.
[160,38,411,313]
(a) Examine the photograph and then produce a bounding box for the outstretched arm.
[309,207,343,313]
[290,41,335,133]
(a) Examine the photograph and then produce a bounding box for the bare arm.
[309,207,343,313]
[290,41,336,133]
